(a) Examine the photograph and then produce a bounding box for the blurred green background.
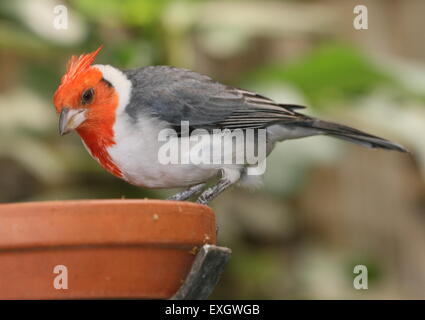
[1,0,424,299]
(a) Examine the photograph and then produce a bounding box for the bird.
[53,46,407,205]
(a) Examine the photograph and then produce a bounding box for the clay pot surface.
[0,199,216,299]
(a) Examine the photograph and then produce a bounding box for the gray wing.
[123,66,306,131]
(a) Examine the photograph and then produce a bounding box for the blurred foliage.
[243,44,398,109]
[73,0,169,27]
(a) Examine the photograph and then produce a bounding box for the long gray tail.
[296,119,407,152]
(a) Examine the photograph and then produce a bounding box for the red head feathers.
[53,46,103,112]
[62,45,103,84]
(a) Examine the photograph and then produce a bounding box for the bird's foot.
[167,183,206,201]
[196,195,209,205]
[195,179,232,205]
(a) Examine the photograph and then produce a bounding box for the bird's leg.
[167,183,206,201]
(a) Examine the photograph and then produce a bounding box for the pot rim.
[0,199,216,250]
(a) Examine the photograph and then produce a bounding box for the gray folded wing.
[123,66,306,131]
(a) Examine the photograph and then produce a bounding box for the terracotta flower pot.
[0,199,216,299]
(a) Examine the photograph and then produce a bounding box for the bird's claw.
[167,183,206,202]
[195,196,209,205]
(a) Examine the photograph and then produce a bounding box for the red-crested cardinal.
[53,47,407,204]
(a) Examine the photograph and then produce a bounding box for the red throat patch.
[76,83,123,179]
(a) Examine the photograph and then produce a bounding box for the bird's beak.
[59,108,87,136]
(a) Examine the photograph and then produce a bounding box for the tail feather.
[298,119,408,153]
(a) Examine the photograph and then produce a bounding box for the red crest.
[61,45,103,84]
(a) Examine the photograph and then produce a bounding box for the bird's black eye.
[81,88,94,105]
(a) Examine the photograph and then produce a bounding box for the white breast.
[107,114,220,188]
